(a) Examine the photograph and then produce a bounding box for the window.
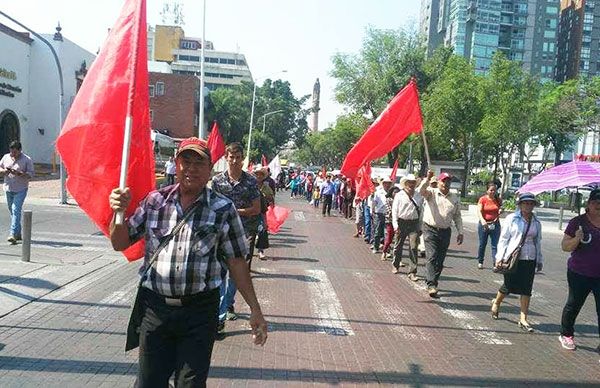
[206,57,218,63]
[544,30,556,38]
[181,40,197,50]
[546,6,558,15]
[584,13,594,24]
[149,85,155,97]
[155,82,165,96]
[545,19,557,29]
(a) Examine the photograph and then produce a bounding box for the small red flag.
[390,158,399,182]
[247,163,254,173]
[261,154,268,167]
[207,121,225,163]
[266,205,290,234]
[56,0,153,261]
[341,80,423,178]
[355,163,375,200]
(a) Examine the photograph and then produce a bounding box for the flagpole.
[115,0,144,225]
[420,129,431,169]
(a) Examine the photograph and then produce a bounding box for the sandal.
[491,299,499,320]
[518,320,534,333]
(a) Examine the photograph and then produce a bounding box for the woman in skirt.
[491,192,543,332]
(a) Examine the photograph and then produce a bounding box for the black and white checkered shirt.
[127,185,248,296]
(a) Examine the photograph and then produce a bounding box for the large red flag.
[207,121,225,163]
[390,158,399,182]
[266,205,290,234]
[341,80,423,178]
[56,0,154,261]
[354,163,375,200]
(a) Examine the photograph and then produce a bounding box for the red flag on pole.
[207,121,225,163]
[354,163,375,200]
[341,80,423,178]
[56,0,153,261]
[390,158,399,182]
[261,154,268,167]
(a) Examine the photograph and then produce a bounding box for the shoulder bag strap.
[515,217,532,251]
[406,191,420,217]
[140,202,200,282]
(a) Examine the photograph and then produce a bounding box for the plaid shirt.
[211,170,261,233]
[127,185,248,297]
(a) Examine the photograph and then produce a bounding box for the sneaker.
[408,273,418,282]
[14,235,22,241]
[7,236,16,244]
[478,263,483,269]
[258,251,266,260]
[372,248,381,254]
[398,262,406,268]
[559,335,576,350]
[216,321,225,333]
[386,253,393,259]
[392,268,399,274]
[428,287,438,298]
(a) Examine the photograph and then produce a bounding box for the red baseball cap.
[177,137,211,160]
[437,172,452,182]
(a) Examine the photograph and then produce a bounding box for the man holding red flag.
[109,138,267,386]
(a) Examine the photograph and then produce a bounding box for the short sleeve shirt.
[0,152,34,192]
[478,195,501,222]
[211,170,261,233]
[564,214,600,278]
[127,186,248,296]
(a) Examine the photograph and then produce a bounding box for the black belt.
[142,287,219,307]
[424,223,450,231]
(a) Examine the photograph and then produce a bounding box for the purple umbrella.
[518,160,600,194]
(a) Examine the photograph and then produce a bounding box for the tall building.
[555,0,600,82]
[420,0,559,79]
[148,25,252,91]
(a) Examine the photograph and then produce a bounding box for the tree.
[422,55,483,195]
[478,53,539,192]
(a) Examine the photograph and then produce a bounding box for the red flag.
[261,154,268,167]
[56,0,153,261]
[247,163,254,173]
[341,80,423,178]
[207,121,225,163]
[266,205,290,234]
[390,158,399,182]
[354,163,375,200]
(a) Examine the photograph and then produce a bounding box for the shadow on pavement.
[0,277,57,289]
[439,275,480,284]
[269,256,319,263]
[31,240,83,248]
[0,356,597,386]
[251,272,320,283]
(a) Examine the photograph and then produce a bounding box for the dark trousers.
[561,270,600,338]
[477,221,501,264]
[363,205,372,242]
[137,288,220,388]
[393,218,420,273]
[373,212,385,250]
[246,231,257,270]
[322,194,333,215]
[423,223,451,288]
[166,174,175,186]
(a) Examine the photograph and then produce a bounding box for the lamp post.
[0,11,67,204]
[246,70,286,158]
[260,110,284,133]
[198,0,207,139]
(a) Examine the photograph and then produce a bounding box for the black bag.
[125,203,199,351]
[493,219,531,275]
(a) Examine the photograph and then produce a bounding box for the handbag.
[125,202,199,351]
[493,218,531,275]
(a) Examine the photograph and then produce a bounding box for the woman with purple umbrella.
[558,189,600,352]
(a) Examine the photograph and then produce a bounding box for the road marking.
[305,269,354,336]
[355,272,430,341]
[404,277,511,345]
[294,211,305,221]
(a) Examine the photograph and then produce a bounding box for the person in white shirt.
[164,156,176,186]
[419,170,463,297]
[372,177,393,253]
[392,174,422,279]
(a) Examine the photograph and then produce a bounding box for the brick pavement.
[0,184,598,386]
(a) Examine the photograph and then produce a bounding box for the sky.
[1,0,420,130]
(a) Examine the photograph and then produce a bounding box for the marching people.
[381,186,400,261]
[354,195,364,238]
[491,192,543,333]
[371,177,392,254]
[320,173,336,216]
[0,140,34,244]
[164,155,176,186]
[254,167,274,261]
[477,182,502,269]
[392,174,423,280]
[419,171,463,297]
[108,137,267,386]
[211,142,262,333]
[558,189,600,351]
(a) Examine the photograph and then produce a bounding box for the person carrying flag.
[109,137,267,386]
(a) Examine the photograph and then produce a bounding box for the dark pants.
[322,194,333,215]
[166,174,175,186]
[393,218,420,273]
[423,223,451,288]
[561,270,600,338]
[363,204,372,243]
[246,231,257,270]
[373,212,385,250]
[137,288,220,388]
[477,221,500,264]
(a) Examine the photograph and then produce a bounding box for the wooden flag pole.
[115,116,133,225]
[420,129,431,169]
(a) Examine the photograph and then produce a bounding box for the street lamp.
[198,0,207,139]
[247,70,287,158]
[259,110,284,133]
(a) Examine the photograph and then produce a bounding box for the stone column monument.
[311,78,320,132]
